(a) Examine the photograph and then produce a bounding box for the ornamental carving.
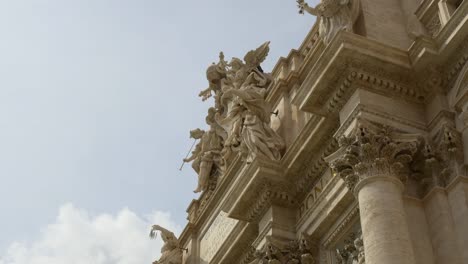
[335,232,365,264]
[183,42,285,193]
[250,234,317,264]
[325,120,420,191]
[420,123,464,190]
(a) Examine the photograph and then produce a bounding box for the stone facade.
[152,0,468,264]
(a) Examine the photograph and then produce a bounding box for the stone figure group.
[149,42,288,264]
[297,0,361,44]
[184,42,285,193]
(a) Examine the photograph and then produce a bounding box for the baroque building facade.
[150,0,468,263]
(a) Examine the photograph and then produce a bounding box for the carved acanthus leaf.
[250,235,317,264]
[421,123,464,190]
[326,120,420,192]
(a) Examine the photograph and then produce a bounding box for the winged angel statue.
[183,42,285,193]
[149,225,183,264]
[184,42,284,192]
[297,0,361,44]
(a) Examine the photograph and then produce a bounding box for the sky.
[0,0,317,263]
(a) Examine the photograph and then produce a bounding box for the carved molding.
[323,206,360,249]
[295,138,339,194]
[245,182,297,222]
[334,104,427,140]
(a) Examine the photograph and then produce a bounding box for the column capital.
[325,119,421,192]
[421,122,465,190]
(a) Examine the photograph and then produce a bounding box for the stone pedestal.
[356,176,415,264]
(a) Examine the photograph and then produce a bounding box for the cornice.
[334,104,427,140]
[222,157,297,222]
[291,31,415,116]
[216,223,258,264]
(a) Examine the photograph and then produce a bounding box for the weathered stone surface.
[153,1,468,263]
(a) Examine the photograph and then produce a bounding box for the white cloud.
[0,204,181,264]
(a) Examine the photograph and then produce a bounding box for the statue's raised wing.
[244,41,270,71]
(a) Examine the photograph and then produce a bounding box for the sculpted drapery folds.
[297,0,361,44]
[326,120,420,192]
[213,42,284,163]
[184,42,285,193]
[183,123,224,193]
[149,225,182,264]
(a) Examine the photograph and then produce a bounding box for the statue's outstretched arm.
[150,225,177,241]
[184,144,201,163]
[298,0,319,16]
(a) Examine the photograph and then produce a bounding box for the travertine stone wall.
[174,1,468,264]
[360,0,411,49]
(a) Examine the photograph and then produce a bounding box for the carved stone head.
[189,128,205,139]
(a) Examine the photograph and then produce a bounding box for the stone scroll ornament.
[296,0,361,44]
[149,225,182,264]
[183,41,285,193]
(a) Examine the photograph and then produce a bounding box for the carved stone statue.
[297,0,361,44]
[211,42,285,163]
[185,42,285,194]
[149,225,182,264]
[183,124,223,193]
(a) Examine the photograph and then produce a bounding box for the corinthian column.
[326,120,419,264]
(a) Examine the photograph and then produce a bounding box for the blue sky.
[0,0,317,262]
